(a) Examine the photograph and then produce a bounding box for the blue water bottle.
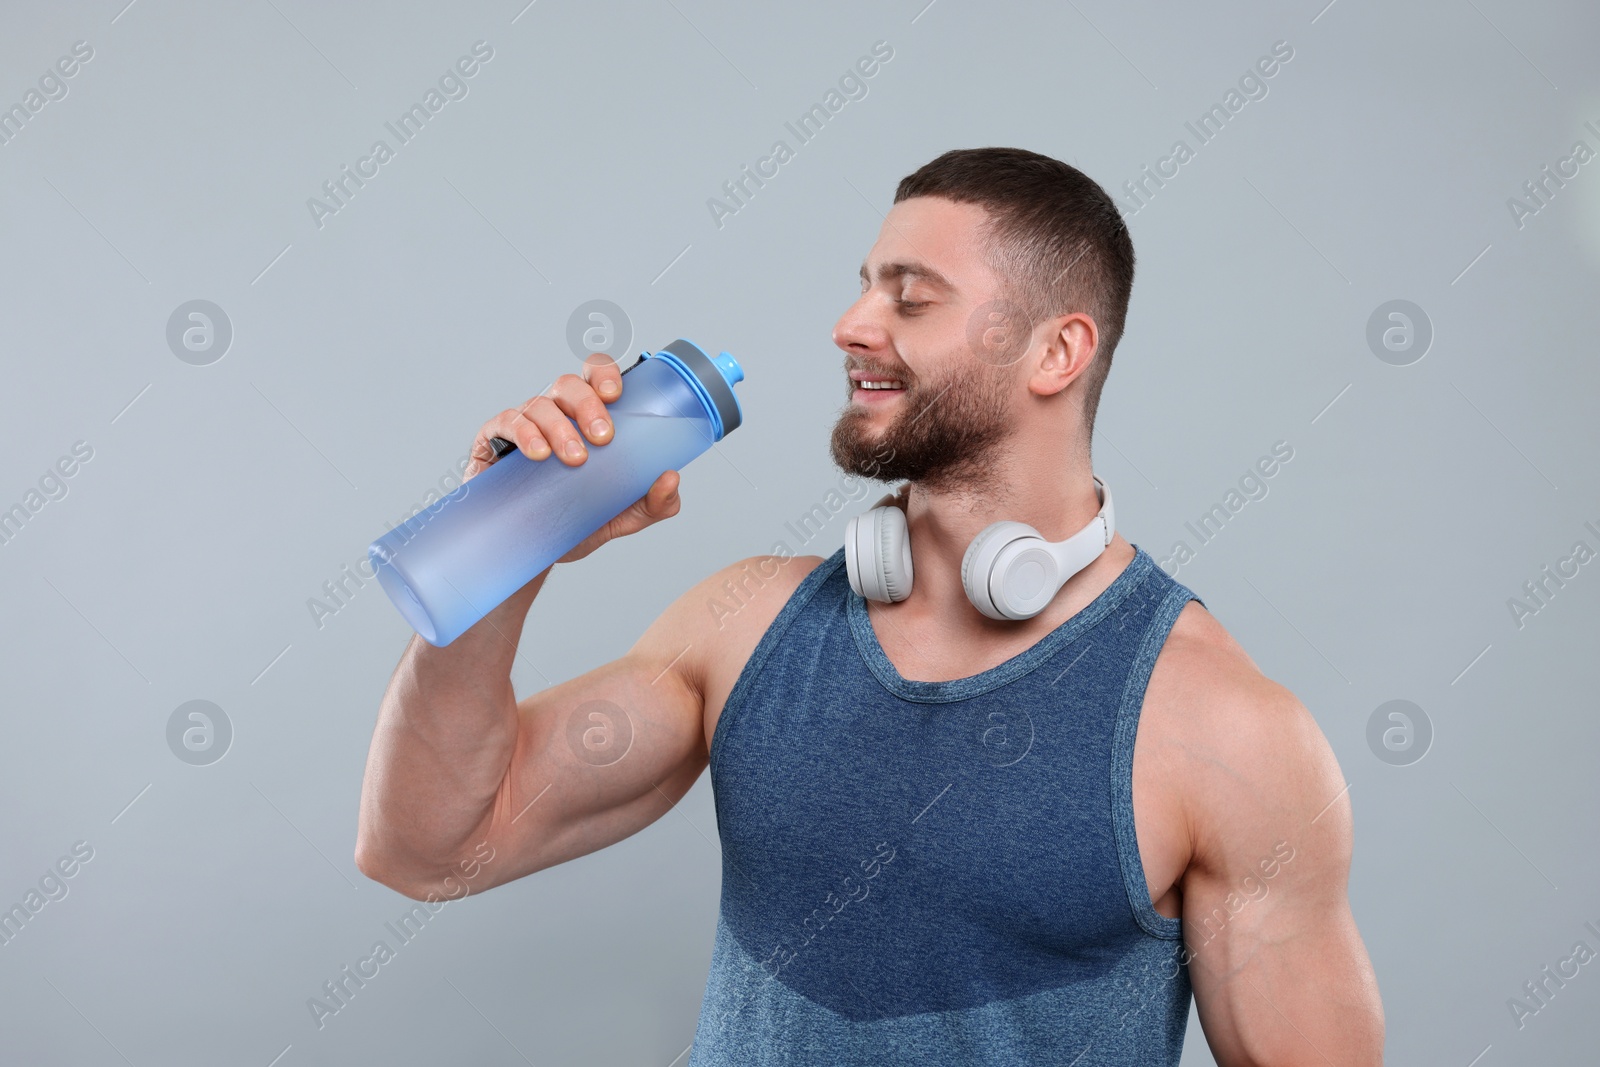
[370,339,745,646]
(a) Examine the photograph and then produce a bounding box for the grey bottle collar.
[661,338,742,437]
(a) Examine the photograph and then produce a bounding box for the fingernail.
[590,418,610,438]
[564,440,584,459]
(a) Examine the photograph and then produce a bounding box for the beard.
[829,356,1015,494]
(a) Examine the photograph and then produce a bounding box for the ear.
[1029,312,1098,398]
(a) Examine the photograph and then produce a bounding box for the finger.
[520,391,593,466]
[593,471,679,547]
[622,473,680,532]
[465,406,551,478]
[581,352,624,405]
[547,370,616,448]
[489,399,560,463]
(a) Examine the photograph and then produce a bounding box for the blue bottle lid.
[649,339,745,440]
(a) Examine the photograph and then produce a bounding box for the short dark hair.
[893,147,1134,443]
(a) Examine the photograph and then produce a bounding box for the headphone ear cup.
[876,504,912,602]
[959,527,986,605]
[846,507,912,603]
[962,521,1043,620]
[844,513,868,598]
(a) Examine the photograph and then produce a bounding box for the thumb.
[643,470,681,519]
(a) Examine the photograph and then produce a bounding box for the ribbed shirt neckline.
[844,545,1157,704]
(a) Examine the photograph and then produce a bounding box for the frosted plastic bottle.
[370,339,745,647]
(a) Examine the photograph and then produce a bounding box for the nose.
[833,292,889,357]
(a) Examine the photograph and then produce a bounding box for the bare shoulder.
[634,553,830,748]
[1142,600,1349,869]
[703,553,832,643]
[1146,599,1327,764]
[1139,602,1382,1058]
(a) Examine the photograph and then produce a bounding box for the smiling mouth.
[851,380,906,406]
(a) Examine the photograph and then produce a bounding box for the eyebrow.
[859,259,955,292]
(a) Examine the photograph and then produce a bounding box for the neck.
[894,444,1125,627]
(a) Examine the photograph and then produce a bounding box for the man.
[356,146,1384,1065]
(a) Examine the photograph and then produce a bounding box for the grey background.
[1,0,1596,1063]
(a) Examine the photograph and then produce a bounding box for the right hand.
[465,354,682,565]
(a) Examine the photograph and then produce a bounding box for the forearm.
[356,567,551,888]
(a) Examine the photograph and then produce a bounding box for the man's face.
[829,196,1028,493]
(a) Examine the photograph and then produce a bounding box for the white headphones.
[844,476,1115,621]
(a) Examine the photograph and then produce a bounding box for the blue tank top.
[688,543,1206,1066]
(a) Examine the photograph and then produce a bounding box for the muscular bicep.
[493,643,709,879]
[456,554,807,894]
[1181,684,1384,1066]
[458,571,729,892]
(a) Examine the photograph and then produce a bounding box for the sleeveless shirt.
[688,543,1205,1066]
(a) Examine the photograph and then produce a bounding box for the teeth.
[859,380,904,389]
